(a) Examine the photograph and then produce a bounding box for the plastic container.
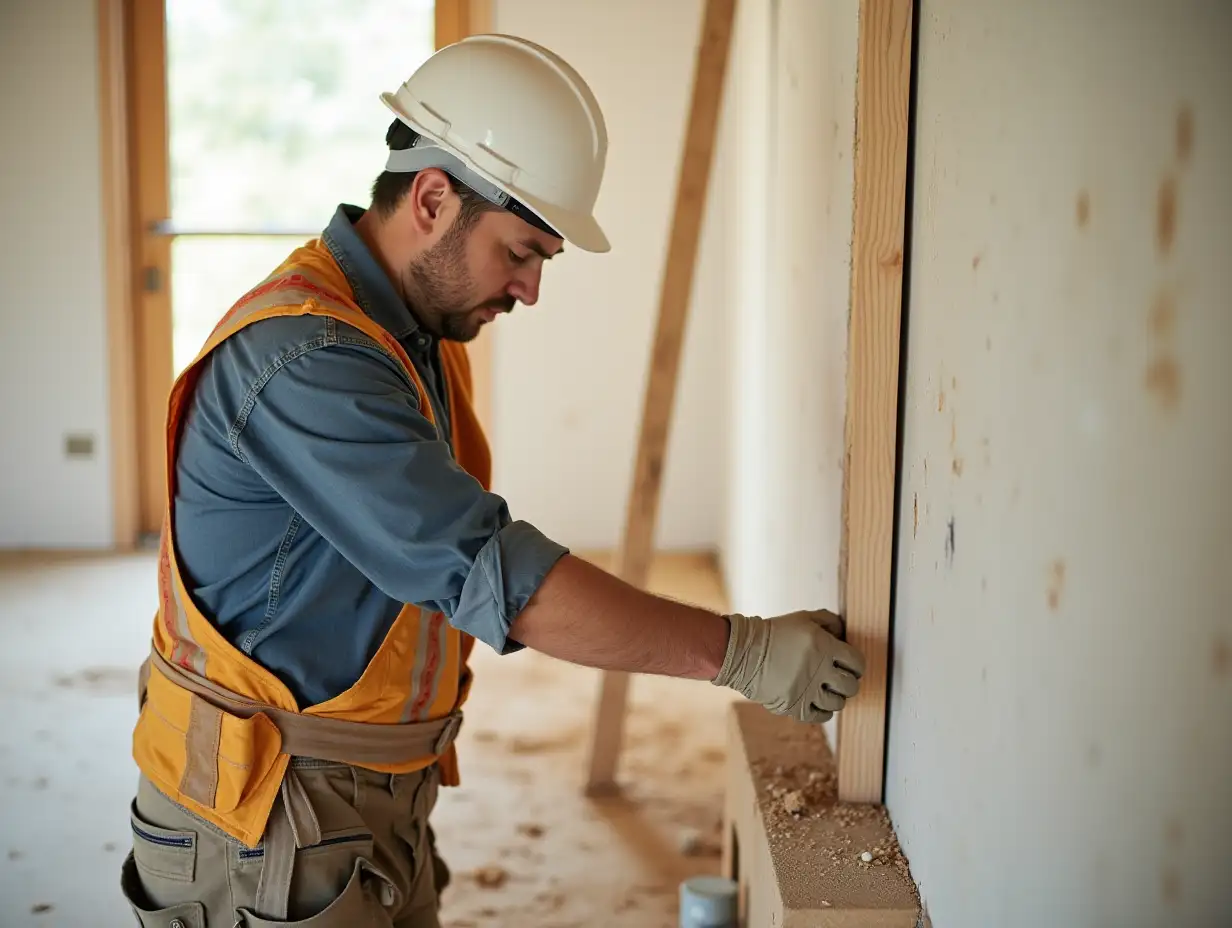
[679,875,739,928]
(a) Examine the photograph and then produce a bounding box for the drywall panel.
[722,0,858,617]
[0,0,113,548]
[489,0,729,551]
[887,3,1232,925]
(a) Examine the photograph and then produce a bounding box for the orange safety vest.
[131,239,486,847]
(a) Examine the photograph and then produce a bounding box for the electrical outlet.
[64,433,95,459]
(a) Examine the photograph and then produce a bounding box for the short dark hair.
[370,119,499,228]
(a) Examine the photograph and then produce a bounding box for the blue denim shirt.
[173,204,568,707]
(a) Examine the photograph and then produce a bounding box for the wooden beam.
[584,0,737,794]
[128,0,172,537]
[98,0,139,550]
[836,0,914,804]
[434,0,477,48]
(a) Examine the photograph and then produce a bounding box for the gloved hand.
[711,610,865,723]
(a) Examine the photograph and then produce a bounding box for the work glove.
[711,610,865,723]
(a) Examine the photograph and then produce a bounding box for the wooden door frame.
[96,0,170,543]
[128,0,172,540]
[100,0,495,546]
[98,0,140,549]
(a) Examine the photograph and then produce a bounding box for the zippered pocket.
[237,830,373,861]
[129,800,197,883]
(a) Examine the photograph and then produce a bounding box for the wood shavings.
[753,757,839,825]
[740,708,919,912]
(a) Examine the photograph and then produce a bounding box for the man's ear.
[409,168,454,235]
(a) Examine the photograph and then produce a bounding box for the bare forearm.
[507,554,729,680]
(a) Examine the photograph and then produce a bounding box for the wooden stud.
[836,0,914,804]
[98,0,139,550]
[584,0,737,794]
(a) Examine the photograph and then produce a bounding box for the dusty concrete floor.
[0,551,736,927]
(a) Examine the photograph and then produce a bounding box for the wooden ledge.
[722,703,919,927]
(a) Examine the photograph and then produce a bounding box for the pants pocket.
[130,799,198,882]
[287,831,378,918]
[237,858,392,927]
[120,851,207,928]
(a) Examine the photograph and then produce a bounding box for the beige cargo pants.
[120,759,448,927]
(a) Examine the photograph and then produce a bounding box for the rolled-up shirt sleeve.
[232,335,565,654]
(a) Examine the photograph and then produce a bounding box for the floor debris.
[473,865,510,889]
[1,550,735,927]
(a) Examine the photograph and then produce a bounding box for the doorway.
[121,0,485,538]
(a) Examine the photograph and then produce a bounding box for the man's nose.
[507,265,542,307]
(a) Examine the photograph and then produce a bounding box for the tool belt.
[139,647,464,767]
[136,647,464,918]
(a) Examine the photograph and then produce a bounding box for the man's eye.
[509,250,528,265]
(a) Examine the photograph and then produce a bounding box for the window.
[165,0,436,369]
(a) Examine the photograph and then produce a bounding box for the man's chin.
[441,319,483,343]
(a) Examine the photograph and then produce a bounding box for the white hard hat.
[380,34,610,253]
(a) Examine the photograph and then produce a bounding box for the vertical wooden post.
[127,0,173,537]
[434,0,469,48]
[584,0,737,794]
[98,0,139,550]
[836,0,914,804]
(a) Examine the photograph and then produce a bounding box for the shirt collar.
[322,203,425,341]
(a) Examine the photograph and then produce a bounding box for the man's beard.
[405,221,514,342]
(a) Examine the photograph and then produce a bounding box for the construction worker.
[121,35,866,928]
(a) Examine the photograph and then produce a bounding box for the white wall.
[721,0,857,617]
[489,0,729,551]
[887,3,1232,926]
[0,0,114,548]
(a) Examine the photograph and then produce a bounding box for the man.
[121,34,865,928]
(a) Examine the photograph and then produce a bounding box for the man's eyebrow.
[524,240,564,260]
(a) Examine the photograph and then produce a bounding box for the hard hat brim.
[518,193,611,254]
